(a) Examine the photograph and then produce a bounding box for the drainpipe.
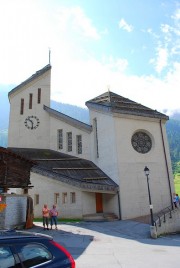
[159,119,173,210]
[117,190,122,220]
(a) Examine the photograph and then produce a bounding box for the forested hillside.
[166,119,180,174]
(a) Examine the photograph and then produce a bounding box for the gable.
[86,91,169,120]
[8,64,51,98]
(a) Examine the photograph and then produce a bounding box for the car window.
[0,246,15,268]
[16,243,52,268]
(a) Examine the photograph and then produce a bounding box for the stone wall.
[0,194,27,229]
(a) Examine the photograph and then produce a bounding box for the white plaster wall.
[113,115,174,219]
[28,173,84,218]
[89,110,120,184]
[8,70,51,149]
[88,107,174,220]
[81,192,96,214]
[103,193,119,216]
[49,116,91,160]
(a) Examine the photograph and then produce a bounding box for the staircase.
[83,212,119,222]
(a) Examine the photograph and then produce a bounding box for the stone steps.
[83,212,119,222]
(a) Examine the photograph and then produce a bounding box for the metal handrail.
[157,216,161,227]
[153,206,173,227]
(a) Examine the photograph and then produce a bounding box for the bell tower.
[8,64,51,149]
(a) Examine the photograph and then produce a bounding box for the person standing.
[42,204,50,230]
[176,194,180,207]
[173,193,177,208]
[49,204,58,230]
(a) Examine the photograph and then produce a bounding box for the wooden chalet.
[0,147,35,192]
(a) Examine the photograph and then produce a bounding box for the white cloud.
[57,7,100,40]
[155,47,168,73]
[161,24,171,33]
[118,18,133,32]
[0,1,101,85]
[172,8,180,21]
[0,1,180,115]
[50,54,180,114]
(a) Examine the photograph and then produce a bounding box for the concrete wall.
[49,116,91,160]
[8,69,51,149]
[89,110,120,184]
[0,194,27,229]
[150,208,180,238]
[15,173,119,219]
[88,106,174,220]
[27,173,84,218]
[114,115,174,220]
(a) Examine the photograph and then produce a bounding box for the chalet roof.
[8,148,118,193]
[86,91,169,120]
[44,105,92,133]
[0,147,35,164]
[8,64,51,97]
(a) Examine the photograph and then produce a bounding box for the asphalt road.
[31,220,180,268]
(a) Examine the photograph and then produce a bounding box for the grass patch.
[174,173,180,195]
[33,218,82,223]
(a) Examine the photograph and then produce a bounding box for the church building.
[7,64,174,220]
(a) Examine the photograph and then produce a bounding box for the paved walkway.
[30,220,180,268]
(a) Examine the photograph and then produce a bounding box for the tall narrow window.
[70,192,76,204]
[38,88,41,104]
[93,118,99,158]
[29,93,33,109]
[76,135,82,154]
[62,193,67,204]
[34,194,39,205]
[54,193,59,204]
[20,98,24,115]
[58,129,63,150]
[67,132,72,152]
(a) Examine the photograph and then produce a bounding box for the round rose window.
[131,131,152,154]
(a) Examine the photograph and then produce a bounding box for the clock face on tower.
[24,115,40,130]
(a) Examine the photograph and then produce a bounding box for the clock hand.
[31,121,34,129]
[27,118,34,129]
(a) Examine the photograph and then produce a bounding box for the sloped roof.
[86,91,169,120]
[8,148,118,193]
[8,64,51,97]
[44,105,92,133]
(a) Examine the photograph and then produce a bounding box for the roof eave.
[44,105,92,133]
[8,64,51,98]
[86,101,169,121]
[32,166,119,193]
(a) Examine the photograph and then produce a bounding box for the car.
[0,229,75,268]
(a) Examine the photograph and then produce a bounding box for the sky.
[0,0,180,115]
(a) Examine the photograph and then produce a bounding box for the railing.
[153,206,173,227]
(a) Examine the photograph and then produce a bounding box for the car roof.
[0,230,53,241]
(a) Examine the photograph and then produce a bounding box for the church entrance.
[95,193,103,213]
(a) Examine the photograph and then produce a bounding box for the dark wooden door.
[96,193,103,213]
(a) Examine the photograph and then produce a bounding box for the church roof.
[8,64,51,97]
[86,91,169,120]
[44,105,92,133]
[8,148,118,193]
